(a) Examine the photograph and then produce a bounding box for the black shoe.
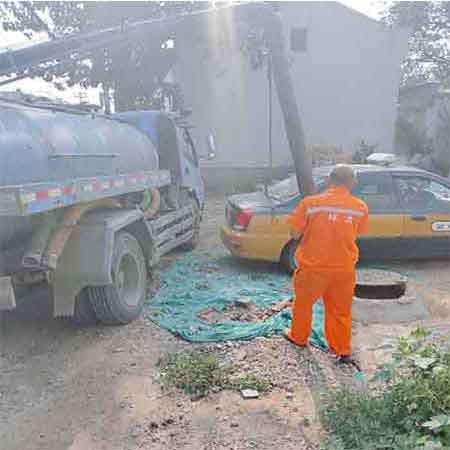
[336,355,362,372]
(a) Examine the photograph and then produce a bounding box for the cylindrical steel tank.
[0,102,160,262]
[0,101,159,186]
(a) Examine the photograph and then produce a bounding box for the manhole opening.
[354,281,407,299]
[355,269,407,300]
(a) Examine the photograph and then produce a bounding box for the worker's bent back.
[287,186,368,272]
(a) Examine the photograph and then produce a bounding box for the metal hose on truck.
[22,199,120,270]
[22,189,160,272]
[140,187,160,219]
[43,199,120,269]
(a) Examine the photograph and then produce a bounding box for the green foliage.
[321,328,450,450]
[382,2,450,83]
[395,116,433,157]
[229,372,272,393]
[160,350,271,399]
[432,102,450,176]
[352,140,378,164]
[160,350,231,398]
[395,113,449,176]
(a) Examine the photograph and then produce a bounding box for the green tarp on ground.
[145,252,328,349]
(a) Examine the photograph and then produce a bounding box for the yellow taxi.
[220,165,450,272]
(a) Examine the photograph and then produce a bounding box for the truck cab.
[113,110,205,209]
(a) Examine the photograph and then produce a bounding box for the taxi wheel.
[281,239,300,274]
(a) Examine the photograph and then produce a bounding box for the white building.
[174,2,409,169]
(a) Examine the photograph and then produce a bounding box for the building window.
[290,27,307,53]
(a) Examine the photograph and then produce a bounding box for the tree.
[383,2,450,175]
[382,1,450,83]
[395,97,450,176]
[0,2,201,109]
[431,93,450,175]
[352,140,378,164]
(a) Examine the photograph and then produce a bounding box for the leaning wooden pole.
[262,9,314,196]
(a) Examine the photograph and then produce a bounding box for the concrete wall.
[200,162,291,195]
[174,2,409,167]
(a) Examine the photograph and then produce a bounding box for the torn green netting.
[145,252,327,349]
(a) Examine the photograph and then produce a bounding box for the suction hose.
[140,187,161,219]
[43,198,120,269]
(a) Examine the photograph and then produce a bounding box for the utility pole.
[260,8,314,195]
[102,83,111,114]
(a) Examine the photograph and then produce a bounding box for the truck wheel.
[181,196,201,251]
[73,288,98,325]
[281,239,300,274]
[88,231,147,325]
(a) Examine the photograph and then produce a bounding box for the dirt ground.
[0,195,449,450]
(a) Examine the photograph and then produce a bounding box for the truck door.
[393,173,450,258]
[177,128,205,208]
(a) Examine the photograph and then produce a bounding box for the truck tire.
[181,196,201,251]
[281,239,300,274]
[73,288,98,325]
[88,231,147,325]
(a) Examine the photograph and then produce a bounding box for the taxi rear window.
[268,175,325,199]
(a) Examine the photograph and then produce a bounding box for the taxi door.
[352,172,404,259]
[392,173,450,258]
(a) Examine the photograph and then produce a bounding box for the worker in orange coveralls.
[284,165,368,366]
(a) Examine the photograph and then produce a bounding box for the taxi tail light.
[233,208,253,231]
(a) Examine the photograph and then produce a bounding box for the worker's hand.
[290,229,302,240]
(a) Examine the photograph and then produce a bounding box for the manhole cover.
[355,269,407,299]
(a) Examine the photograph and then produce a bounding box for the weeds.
[160,351,230,398]
[160,350,271,399]
[321,328,450,450]
[229,372,272,393]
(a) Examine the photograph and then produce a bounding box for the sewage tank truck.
[0,94,206,324]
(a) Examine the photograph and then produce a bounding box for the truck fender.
[52,208,153,317]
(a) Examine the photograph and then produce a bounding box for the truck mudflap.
[0,170,171,216]
[0,276,16,311]
[52,208,148,317]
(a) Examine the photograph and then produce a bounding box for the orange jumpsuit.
[286,186,368,356]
